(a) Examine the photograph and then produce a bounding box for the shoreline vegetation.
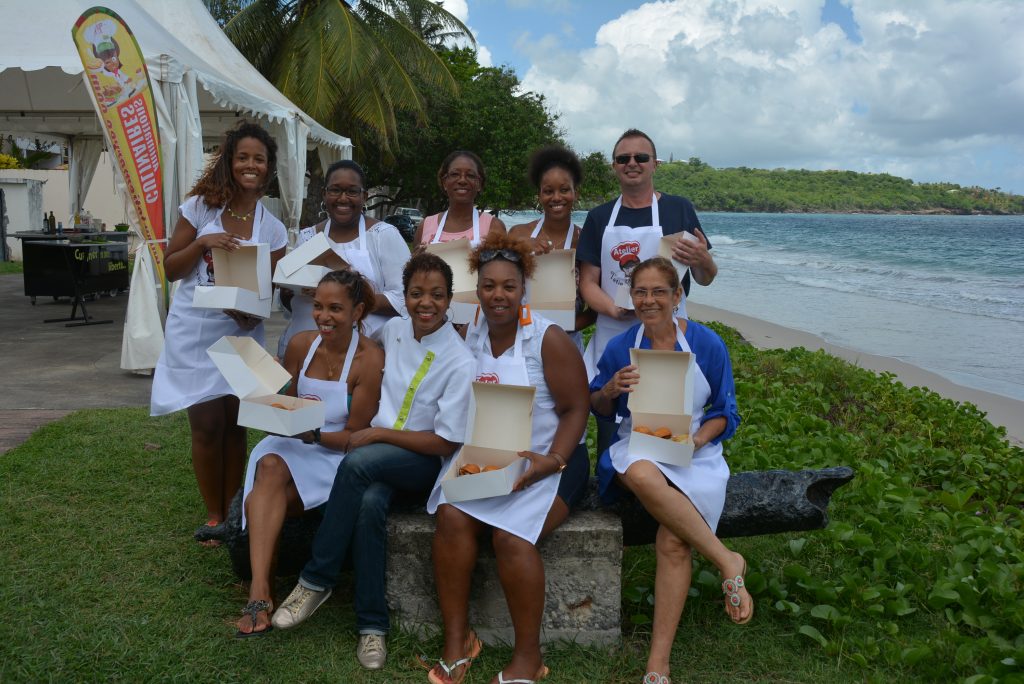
[647,160,1024,215]
[3,316,1021,682]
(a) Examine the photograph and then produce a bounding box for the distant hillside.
[654,159,1024,214]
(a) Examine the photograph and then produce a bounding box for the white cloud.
[438,0,493,68]
[519,0,1024,190]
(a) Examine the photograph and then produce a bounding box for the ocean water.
[500,210,1024,402]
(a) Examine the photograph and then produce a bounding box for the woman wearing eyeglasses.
[278,160,410,355]
[413,150,507,248]
[591,257,745,684]
[509,145,597,349]
[425,233,590,684]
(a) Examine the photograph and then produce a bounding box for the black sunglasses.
[479,248,522,264]
[614,153,652,165]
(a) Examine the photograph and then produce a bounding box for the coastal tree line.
[205,1,1022,219]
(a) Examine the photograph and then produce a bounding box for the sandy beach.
[688,301,1024,445]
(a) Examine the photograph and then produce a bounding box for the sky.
[440,0,1024,194]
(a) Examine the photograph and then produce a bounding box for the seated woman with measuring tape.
[271,252,476,672]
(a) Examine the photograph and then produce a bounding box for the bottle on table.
[48,211,56,233]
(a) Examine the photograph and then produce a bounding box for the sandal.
[235,599,273,638]
[721,557,754,625]
[425,631,483,684]
[644,672,671,684]
[194,518,224,548]
[497,664,550,683]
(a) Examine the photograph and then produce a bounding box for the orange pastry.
[270,402,293,410]
[633,425,653,435]
[458,463,482,476]
[671,434,689,443]
[653,427,673,439]
[482,465,502,472]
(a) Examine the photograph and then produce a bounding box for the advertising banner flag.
[71,7,166,287]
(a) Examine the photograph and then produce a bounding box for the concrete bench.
[214,467,854,645]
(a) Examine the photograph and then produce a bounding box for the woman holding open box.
[590,257,745,684]
[414,150,507,247]
[424,233,590,684]
[271,252,476,671]
[234,270,383,637]
[151,121,287,546]
[277,160,409,355]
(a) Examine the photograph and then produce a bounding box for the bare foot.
[721,551,753,624]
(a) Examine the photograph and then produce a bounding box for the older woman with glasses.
[590,256,745,684]
[425,232,590,684]
[414,150,507,248]
[278,160,410,355]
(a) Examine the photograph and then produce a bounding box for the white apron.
[432,208,482,247]
[241,329,359,528]
[583,195,669,380]
[280,216,386,355]
[608,323,729,532]
[428,319,561,544]
[151,204,272,415]
[529,217,583,350]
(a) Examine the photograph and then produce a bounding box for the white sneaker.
[356,633,387,670]
[270,584,331,630]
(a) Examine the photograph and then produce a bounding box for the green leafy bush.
[0,152,20,169]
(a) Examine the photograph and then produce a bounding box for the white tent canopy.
[0,0,352,232]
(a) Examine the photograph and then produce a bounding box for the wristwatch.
[549,452,567,472]
[312,427,322,444]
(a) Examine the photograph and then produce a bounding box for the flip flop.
[721,558,754,625]
[194,518,224,547]
[235,599,273,639]
[643,672,671,684]
[497,664,550,684]
[425,631,483,684]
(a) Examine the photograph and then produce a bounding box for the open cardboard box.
[207,336,325,436]
[273,232,347,291]
[193,243,272,318]
[527,248,576,329]
[425,238,477,324]
[658,232,698,284]
[440,382,536,503]
[627,347,695,466]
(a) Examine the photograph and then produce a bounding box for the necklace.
[226,204,255,221]
[318,347,338,380]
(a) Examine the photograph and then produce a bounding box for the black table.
[22,240,130,327]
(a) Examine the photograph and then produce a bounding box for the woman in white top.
[277,160,409,355]
[151,122,288,545]
[509,145,597,346]
[413,150,507,247]
[426,233,590,684]
[271,253,476,672]
[234,270,383,638]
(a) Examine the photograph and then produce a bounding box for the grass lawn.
[0,260,23,274]
[2,325,1021,682]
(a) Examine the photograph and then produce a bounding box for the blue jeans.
[299,442,441,633]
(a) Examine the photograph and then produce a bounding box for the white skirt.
[240,435,345,529]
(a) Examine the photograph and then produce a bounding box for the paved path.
[0,273,287,453]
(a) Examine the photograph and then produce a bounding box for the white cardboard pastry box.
[193,243,273,318]
[527,248,576,329]
[658,232,698,283]
[207,336,326,436]
[273,232,338,291]
[440,382,536,503]
[627,346,696,467]
[425,238,477,324]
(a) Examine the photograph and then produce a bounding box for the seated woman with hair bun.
[590,256,746,684]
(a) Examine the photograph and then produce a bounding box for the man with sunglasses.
[578,128,717,454]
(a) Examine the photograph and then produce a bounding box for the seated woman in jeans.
[271,252,476,672]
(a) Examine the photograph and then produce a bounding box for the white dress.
[427,314,563,544]
[150,196,287,415]
[241,330,359,528]
[277,218,409,356]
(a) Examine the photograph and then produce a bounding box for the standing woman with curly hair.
[151,121,288,546]
[413,150,507,247]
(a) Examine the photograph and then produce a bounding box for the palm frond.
[223,0,293,75]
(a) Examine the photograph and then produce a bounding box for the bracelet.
[549,452,567,472]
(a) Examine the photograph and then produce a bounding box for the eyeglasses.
[631,287,672,300]
[479,248,522,264]
[444,171,481,183]
[614,153,652,165]
[324,186,363,199]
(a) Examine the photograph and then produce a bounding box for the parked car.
[395,206,424,221]
[383,214,417,242]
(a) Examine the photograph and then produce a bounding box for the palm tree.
[221,0,474,152]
